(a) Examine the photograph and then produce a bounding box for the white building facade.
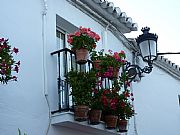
[0,0,179,135]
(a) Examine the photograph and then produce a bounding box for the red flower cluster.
[67,26,100,52]
[101,89,119,115]
[93,50,126,79]
[113,51,126,64]
[0,38,20,84]
[117,90,135,120]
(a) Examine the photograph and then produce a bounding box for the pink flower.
[121,59,126,64]
[113,52,120,60]
[13,47,19,54]
[0,38,5,42]
[80,27,88,34]
[108,49,112,53]
[88,31,96,39]
[67,38,73,44]
[95,34,100,41]
[14,65,19,73]
[120,50,125,55]
[12,76,17,81]
[74,31,81,36]
[16,61,21,66]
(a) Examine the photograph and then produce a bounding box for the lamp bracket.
[124,61,153,82]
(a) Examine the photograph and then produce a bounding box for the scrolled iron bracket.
[124,61,153,82]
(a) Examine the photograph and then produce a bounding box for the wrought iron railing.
[50,48,130,114]
[51,48,93,114]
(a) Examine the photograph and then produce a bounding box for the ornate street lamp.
[136,27,158,66]
[125,27,158,82]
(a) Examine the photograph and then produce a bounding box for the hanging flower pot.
[75,48,89,64]
[89,109,102,125]
[67,26,100,64]
[74,105,89,121]
[105,115,118,129]
[117,119,128,132]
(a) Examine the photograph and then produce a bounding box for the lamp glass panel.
[149,40,157,60]
[139,40,149,60]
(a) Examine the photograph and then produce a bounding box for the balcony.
[50,48,127,135]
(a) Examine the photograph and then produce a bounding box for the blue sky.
[110,0,180,65]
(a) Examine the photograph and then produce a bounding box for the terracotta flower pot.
[117,119,128,132]
[75,48,89,64]
[74,105,89,121]
[89,109,102,125]
[105,115,118,129]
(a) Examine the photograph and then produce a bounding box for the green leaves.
[66,70,96,106]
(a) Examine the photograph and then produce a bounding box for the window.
[54,15,88,111]
[56,28,66,49]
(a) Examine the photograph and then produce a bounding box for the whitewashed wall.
[0,0,179,135]
[0,0,50,135]
[0,0,48,135]
[132,65,180,135]
[0,0,130,135]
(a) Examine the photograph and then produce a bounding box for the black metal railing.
[51,48,93,114]
[50,48,130,114]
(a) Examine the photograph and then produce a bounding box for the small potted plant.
[89,88,104,125]
[67,26,100,64]
[0,38,20,84]
[90,49,104,70]
[66,70,96,121]
[101,88,119,129]
[116,90,135,132]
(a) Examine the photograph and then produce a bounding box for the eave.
[68,0,138,34]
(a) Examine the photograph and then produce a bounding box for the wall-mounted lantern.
[125,27,158,82]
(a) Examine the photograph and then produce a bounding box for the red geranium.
[117,90,135,120]
[67,26,100,52]
[101,89,119,115]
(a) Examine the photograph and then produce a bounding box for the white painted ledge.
[51,112,122,135]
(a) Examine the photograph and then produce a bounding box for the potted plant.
[93,50,126,79]
[66,70,96,121]
[89,88,104,125]
[116,90,135,132]
[67,26,100,64]
[90,49,104,70]
[0,38,20,84]
[101,88,119,129]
